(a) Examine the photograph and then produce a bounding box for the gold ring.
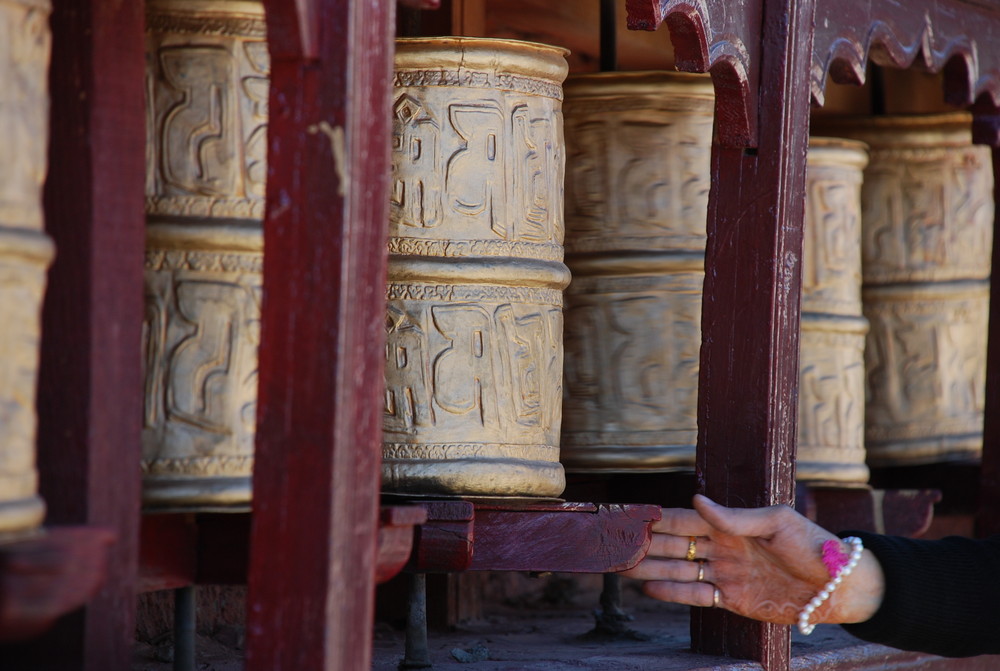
[713,587,721,608]
[697,562,706,582]
[686,536,698,562]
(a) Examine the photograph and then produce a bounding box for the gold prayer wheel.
[797,139,870,483]
[384,38,569,497]
[142,0,267,508]
[0,0,52,536]
[560,72,714,472]
[815,114,993,466]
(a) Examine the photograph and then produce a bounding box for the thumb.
[693,494,786,539]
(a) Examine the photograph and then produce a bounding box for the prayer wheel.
[815,114,993,466]
[0,0,52,535]
[797,139,870,483]
[559,72,714,472]
[384,38,569,497]
[142,0,267,508]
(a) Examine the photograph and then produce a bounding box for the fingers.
[693,494,796,539]
[643,579,719,609]
[648,533,715,561]
[649,507,714,536]
[620,557,703,582]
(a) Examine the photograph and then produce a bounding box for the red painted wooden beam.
[406,501,476,573]
[624,0,760,147]
[0,528,114,644]
[691,0,816,667]
[137,515,198,593]
[246,1,396,669]
[797,486,941,539]
[376,506,429,584]
[470,503,661,573]
[404,501,660,573]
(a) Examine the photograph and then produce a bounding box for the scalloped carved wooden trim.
[813,0,1000,110]
[626,0,758,146]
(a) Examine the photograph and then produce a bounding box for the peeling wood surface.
[245,1,395,669]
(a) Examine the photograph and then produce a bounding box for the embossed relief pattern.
[860,146,993,284]
[145,1,268,219]
[0,0,52,533]
[562,74,714,255]
[0,0,50,231]
[142,246,261,476]
[390,83,564,260]
[817,115,995,466]
[560,73,712,472]
[796,142,869,483]
[863,288,988,464]
[142,0,267,507]
[385,39,569,497]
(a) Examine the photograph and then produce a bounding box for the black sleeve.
[838,532,1000,658]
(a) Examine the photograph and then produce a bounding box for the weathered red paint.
[469,503,661,573]
[245,0,396,669]
[625,0,759,147]
[687,0,816,666]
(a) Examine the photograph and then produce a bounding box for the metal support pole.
[400,573,432,669]
[174,586,196,671]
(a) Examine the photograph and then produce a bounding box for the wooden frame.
[5,0,1000,669]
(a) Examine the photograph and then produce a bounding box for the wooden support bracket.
[405,501,661,574]
[0,528,114,643]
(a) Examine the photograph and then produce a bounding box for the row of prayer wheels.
[0,0,992,525]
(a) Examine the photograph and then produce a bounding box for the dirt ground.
[131,575,870,671]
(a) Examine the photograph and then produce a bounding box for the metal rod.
[400,573,432,669]
[600,572,626,619]
[870,63,886,116]
[599,0,618,72]
[173,586,196,671]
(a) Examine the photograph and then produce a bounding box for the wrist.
[827,548,885,624]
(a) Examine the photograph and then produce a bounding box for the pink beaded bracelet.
[797,536,864,635]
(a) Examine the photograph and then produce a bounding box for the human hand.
[621,494,885,627]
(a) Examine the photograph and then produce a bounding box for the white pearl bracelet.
[797,536,864,635]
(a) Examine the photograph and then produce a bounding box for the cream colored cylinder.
[559,72,714,472]
[0,0,52,536]
[797,138,870,483]
[142,0,267,509]
[384,38,569,497]
[815,114,992,466]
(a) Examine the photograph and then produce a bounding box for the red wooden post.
[4,0,146,668]
[245,0,396,669]
[691,0,816,668]
[972,116,1000,538]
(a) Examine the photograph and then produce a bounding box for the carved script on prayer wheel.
[0,0,52,535]
[142,0,267,508]
[815,114,992,466]
[797,138,870,483]
[559,72,714,472]
[384,38,569,497]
